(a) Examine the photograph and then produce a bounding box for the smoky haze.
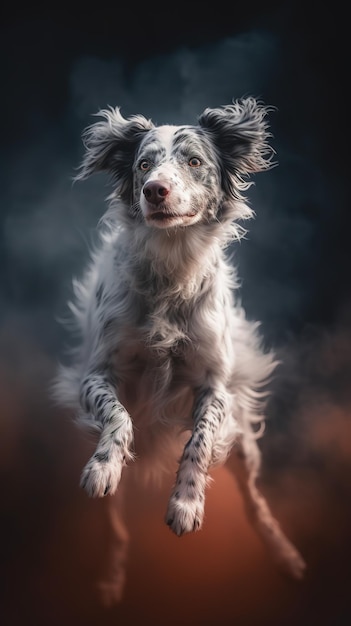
[1,3,350,625]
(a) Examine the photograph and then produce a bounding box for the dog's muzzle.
[141,179,196,227]
[143,180,170,205]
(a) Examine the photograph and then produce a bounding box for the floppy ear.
[198,97,275,197]
[75,107,154,199]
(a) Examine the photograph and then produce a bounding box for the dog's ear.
[75,107,154,196]
[198,97,275,197]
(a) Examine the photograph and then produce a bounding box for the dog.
[53,97,306,582]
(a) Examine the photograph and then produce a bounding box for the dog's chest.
[114,327,199,386]
[111,311,205,413]
[111,338,195,438]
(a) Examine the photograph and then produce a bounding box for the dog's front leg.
[79,369,134,498]
[166,387,232,536]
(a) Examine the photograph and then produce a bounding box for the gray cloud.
[70,30,279,123]
[0,26,335,352]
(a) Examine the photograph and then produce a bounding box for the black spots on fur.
[94,450,110,463]
[81,376,91,389]
[80,386,117,422]
[95,395,104,409]
[193,432,206,450]
[174,491,180,500]
[171,127,217,170]
[192,441,206,460]
[114,439,122,447]
[85,385,93,399]
[136,136,166,164]
[197,388,212,403]
[187,479,195,487]
[101,377,115,391]
[212,396,226,412]
[208,396,226,419]
[79,389,88,410]
[201,396,226,427]
[133,142,166,191]
[172,128,193,147]
[184,436,193,449]
[79,383,93,410]
[198,99,273,179]
[104,485,111,496]
[201,171,217,190]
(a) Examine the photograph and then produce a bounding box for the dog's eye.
[188,157,201,167]
[139,160,151,171]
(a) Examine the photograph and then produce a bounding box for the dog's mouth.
[146,209,197,227]
[149,211,177,221]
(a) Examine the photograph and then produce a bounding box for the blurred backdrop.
[1,2,350,625]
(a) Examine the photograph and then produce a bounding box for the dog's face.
[76,98,274,230]
[134,125,222,228]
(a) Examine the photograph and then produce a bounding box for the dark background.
[1,2,350,625]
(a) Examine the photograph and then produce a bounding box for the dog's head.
[76,98,275,230]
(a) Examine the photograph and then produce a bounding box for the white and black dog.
[54,97,306,580]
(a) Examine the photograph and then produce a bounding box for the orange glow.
[1,346,351,625]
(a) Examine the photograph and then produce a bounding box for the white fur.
[53,98,306,581]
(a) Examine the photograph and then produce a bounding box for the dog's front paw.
[80,455,123,498]
[165,493,205,536]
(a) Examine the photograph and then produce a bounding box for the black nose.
[143,180,170,205]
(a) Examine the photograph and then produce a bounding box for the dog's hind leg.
[95,485,129,606]
[225,433,306,580]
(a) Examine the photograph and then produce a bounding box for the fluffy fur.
[53,97,306,579]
